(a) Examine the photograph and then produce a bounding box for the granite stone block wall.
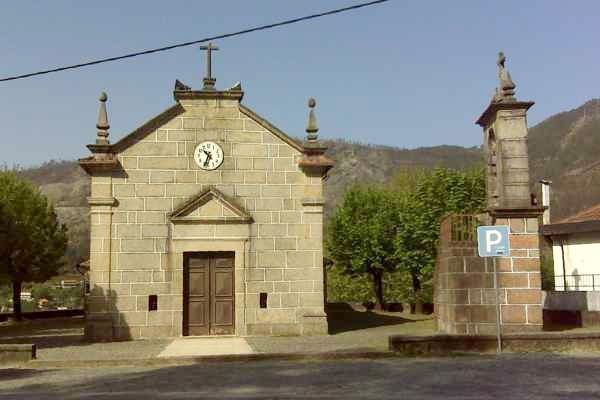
[435,214,543,335]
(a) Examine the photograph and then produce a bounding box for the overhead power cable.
[0,0,390,83]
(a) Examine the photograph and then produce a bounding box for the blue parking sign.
[477,226,510,257]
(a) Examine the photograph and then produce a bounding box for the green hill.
[16,98,600,270]
[529,99,600,220]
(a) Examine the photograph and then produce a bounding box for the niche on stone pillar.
[485,128,502,208]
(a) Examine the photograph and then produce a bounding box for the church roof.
[104,100,303,155]
[81,45,333,176]
[111,103,185,153]
[239,104,303,153]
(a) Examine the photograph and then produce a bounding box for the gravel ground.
[3,354,600,399]
[0,311,435,360]
[0,317,170,361]
[248,312,435,353]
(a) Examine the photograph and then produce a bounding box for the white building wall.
[552,231,600,291]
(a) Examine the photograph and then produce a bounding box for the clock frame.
[193,141,224,170]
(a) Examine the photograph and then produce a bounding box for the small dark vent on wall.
[260,292,268,309]
[149,295,158,311]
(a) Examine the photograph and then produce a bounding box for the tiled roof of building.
[542,204,600,236]
[558,204,600,224]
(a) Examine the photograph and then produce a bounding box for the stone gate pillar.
[475,52,544,332]
[434,52,545,334]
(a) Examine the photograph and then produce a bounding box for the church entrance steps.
[158,337,254,358]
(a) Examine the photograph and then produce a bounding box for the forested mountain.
[528,99,600,220]
[15,98,600,271]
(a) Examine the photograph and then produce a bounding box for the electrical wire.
[0,0,390,83]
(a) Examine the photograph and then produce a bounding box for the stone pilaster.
[85,178,117,340]
[296,98,334,335]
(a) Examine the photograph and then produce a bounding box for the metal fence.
[555,274,600,291]
[441,214,481,242]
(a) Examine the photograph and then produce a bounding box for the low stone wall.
[434,214,543,334]
[0,344,36,364]
[0,309,84,323]
[390,332,600,355]
[543,291,600,311]
[542,291,600,328]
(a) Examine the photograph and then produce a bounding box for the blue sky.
[1,0,598,167]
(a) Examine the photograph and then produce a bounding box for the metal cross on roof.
[200,42,219,90]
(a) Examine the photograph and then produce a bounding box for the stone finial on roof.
[174,79,191,91]
[305,98,319,142]
[96,92,110,145]
[228,82,242,92]
[494,51,517,103]
[299,97,334,175]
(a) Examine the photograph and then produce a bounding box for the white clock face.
[193,141,224,170]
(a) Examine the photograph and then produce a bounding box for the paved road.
[2,354,600,399]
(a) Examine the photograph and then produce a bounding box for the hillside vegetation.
[528,99,600,220]
[16,98,600,271]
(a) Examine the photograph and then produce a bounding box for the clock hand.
[203,150,212,167]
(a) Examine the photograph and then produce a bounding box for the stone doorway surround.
[170,187,252,337]
[171,237,249,337]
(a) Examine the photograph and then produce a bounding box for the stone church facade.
[79,48,333,340]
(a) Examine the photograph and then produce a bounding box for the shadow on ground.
[0,316,86,350]
[5,355,600,399]
[326,303,420,334]
[0,369,53,382]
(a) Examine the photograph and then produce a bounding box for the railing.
[441,214,482,242]
[555,274,600,291]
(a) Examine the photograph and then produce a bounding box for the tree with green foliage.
[31,282,83,310]
[0,284,11,313]
[392,166,486,313]
[0,171,68,320]
[326,186,399,310]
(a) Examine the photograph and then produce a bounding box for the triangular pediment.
[170,186,252,224]
[97,98,305,155]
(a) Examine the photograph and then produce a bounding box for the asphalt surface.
[2,354,600,399]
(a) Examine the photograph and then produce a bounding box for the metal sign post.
[477,226,510,354]
[492,257,502,354]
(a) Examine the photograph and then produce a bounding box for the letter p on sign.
[477,226,510,257]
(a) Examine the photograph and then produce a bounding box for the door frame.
[171,238,248,337]
[183,251,235,336]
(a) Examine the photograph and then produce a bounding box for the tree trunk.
[372,271,385,311]
[12,280,22,321]
[411,273,423,315]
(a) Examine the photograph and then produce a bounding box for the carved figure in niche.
[486,129,500,207]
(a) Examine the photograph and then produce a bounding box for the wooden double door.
[183,252,235,336]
